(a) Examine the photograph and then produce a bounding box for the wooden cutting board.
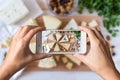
[25,15,101,72]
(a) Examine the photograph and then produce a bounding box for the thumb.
[73,54,85,62]
[32,53,52,60]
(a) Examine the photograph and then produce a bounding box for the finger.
[32,54,52,60]
[73,54,85,61]
[91,27,107,46]
[78,26,99,44]
[24,27,45,43]
[14,27,23,38]
[20,26,40,37]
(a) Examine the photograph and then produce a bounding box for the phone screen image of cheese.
[42,30,81,53]
[0,0,29,24]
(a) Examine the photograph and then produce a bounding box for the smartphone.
[36,30,86,54]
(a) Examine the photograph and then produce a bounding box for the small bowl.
[47,0,78,16]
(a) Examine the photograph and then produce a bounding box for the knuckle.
[19,39,26,47]
[30,29,36,33]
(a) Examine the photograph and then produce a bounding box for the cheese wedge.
[48,34,56,41]
[60,35,69,42]
[43,16,62,29]
[24,19,38,26]
[38,56,57,68]
[54,44,60,51]
[64,54,81,66]
[88,20,98,27]
[64,19,78,30]
[59,43,70,50]
[47,42,55,49]
[55,33,62,41]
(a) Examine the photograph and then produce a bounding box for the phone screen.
[35,29,86,54]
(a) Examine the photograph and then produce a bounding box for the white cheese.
[88,20,98,28]
[38,56,57,68]
[55,33,62,41]
[64,19,78,30]
[24,19,38,26]
[47,42,55,49]
[48,34,56,41]
[54,44,60,51]
[43,16,62,29]
[0,0,29,24]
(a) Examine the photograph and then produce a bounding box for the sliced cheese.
[55,33,62,41]
[59,43,70,50]
[47,42,55,49]
[43,16,62,29]
[24,19,38,26]
[48,34,56,41]
[0,0,29,24]
[64,54,81,65]
[38,56,57,68]
[60,35,69,42]
[88,20,98,28]
[54,44,60,51]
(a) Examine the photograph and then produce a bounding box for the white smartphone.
[36,30,86,54]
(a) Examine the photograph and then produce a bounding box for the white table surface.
[0,0,120,80]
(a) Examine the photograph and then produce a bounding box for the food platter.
[25,15,101,72]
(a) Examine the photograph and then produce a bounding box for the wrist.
[0,63,20,80]
[98,67,120,80]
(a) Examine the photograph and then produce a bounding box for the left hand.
[0,26,51,80]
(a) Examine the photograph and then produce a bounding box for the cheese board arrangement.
[24,15,101,71]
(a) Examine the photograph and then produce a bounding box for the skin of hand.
[0,26,51,80]
[74,26,120,80]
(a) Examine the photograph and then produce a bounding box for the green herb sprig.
[78,0,120,37]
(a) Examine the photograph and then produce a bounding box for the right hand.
[74,26,120,80]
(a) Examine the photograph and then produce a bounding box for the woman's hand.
[0,26,50,80]
[74,26,120,80]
